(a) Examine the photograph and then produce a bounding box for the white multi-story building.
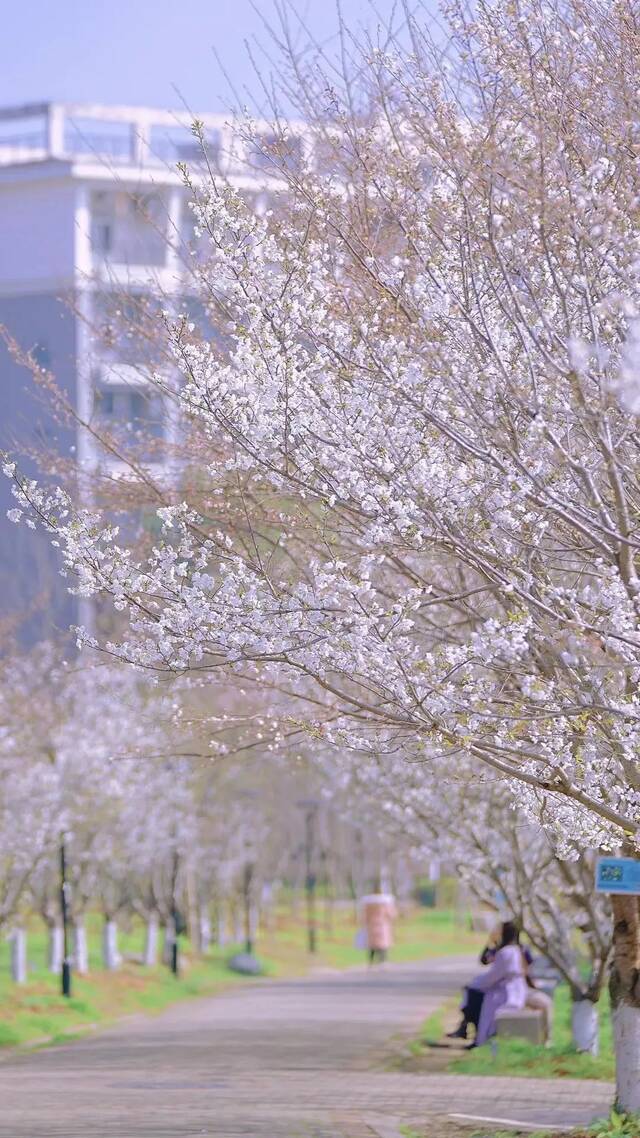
[0,101,304,639]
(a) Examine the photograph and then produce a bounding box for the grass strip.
[413,985,614,1082]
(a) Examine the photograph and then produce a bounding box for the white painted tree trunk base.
[143,916,159,967]
[249,904,258,940]
[199,914,211,955]
[216,913,228,946]
[73,922,89,974]
[572,999,599,1055]
[10,927,27,984]
[613,1003,640,1112]
[48,925,63,974]
[102,919,122,970]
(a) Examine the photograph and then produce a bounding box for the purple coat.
[471,944,528,1045]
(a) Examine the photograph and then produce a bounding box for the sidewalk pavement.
[0,956,613,1136]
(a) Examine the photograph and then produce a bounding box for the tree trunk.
[185,864,201,955]
[10,927,27,984]
[216,906,228,946]
[143,914,159,966]
[571,998,599,1055]
[347,872,359,925]
[610,894,640,1111]
[232,902,243,944]
[73,918,89,974]
[162,916,176,966]
[261,882,275,933]
[199,909,211,954]
[48,924,64,973]
[249,901,259,944]
[323,871,335,936]
[102,919,121,970]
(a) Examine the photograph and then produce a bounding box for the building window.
[92,221,112,254]
[94,385,164,440]
[95,388,115,415]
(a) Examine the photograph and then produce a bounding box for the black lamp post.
[236,788,260,959]
[50,747,72,998]
[60,836,72,997]
[298,798,320,954]
[170,848,180,976]
[243,861,255,955]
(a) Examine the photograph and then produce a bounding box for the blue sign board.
[595,856,640,895]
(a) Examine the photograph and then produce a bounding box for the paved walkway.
[0,956,613,1137]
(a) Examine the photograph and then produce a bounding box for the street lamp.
[242,860,255,956]
[163,756,186,977]
[59,836,72,997]
[237,788,259,957]
[170,848,181,976]
[297,798,320,954]
[49,748,72,998]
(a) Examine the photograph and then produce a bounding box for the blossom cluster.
[4,0,640,853]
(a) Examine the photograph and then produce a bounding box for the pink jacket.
[362,894,397,950]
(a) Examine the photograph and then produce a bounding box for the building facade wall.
[0,292,79,642]
[0,177,78,294]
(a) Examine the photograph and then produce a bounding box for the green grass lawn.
[476,1113,640,1138]
[0,905,482,1049]
[402,1114,640,1138]
[267,903,483,972]
[416,983,615,1082]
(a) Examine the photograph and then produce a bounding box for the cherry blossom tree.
[0,644,173,975]
[0,756,58,981]
[345,749,613,1053]
[5,0,640,1106]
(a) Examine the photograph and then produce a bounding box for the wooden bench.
[495,1007,545,1045]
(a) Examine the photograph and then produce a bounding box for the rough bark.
[161,916,176,965]
[610,893,640,1111]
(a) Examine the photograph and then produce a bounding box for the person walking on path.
[361,893,397,965]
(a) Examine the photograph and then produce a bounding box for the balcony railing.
[0,102,308,177]
[65,132,133,161]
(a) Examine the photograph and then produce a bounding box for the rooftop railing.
[0,101,309,177]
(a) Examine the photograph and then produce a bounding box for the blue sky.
[0,1,432,114]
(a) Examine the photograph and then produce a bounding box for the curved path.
[0,956,612,1137]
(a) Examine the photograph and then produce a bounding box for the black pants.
[369,948,387,964]
[462,986,484,1029]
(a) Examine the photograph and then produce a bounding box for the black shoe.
[446,1023,468,1040]
[446,1028,468,1040]
[464,1041,477,1050]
